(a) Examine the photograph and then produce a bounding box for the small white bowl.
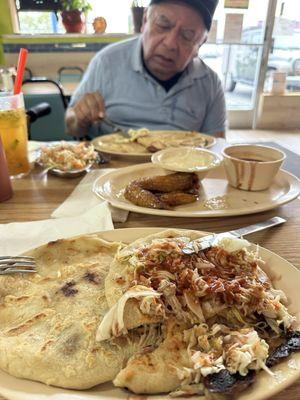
[151,147,222,180]
[222,144,286,191]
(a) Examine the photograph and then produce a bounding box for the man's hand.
[65,92,105,137]
[73,92,105,126]
[213,131,225,139]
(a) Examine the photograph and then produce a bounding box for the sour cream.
[151,147,222,175]
[213,235,251,252]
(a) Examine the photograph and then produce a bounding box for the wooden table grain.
[0,134,300,400]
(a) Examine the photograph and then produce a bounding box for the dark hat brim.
[149,0,218,30]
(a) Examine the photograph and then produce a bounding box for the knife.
[182,216,286,254]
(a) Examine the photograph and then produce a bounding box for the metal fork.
[101,116,130,138]
[0,256,36,275]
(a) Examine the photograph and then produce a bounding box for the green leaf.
[60,0,92,12]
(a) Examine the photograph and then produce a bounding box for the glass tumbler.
[0,93,30,178]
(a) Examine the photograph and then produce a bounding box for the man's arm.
[213,131,225,138]
[65,107,89,138]
[66,51,107,138]
[65,92,105,138]
[200,75,227,138]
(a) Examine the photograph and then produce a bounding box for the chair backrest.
[58,66,83,84]
[22,78,71,141]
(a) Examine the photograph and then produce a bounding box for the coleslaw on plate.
[97,234,298,396]
[37,142,98,171]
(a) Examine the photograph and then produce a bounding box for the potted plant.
[60,0,92,34]
[131,1,146,33]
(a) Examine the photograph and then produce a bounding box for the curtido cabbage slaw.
[38,141,98,171]
[97,234,296,394]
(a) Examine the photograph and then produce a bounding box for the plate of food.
[36,141,99,178]
[92,163,300,218]
[0,228,299,400]
[91,128,216,160]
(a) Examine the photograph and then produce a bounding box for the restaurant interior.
[0,0,300,399]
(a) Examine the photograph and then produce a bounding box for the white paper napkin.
[0,202,114,256]
[51,169,129,223]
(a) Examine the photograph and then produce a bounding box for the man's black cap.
[149,0,218,31]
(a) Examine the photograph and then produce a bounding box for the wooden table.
[1,134,300,400]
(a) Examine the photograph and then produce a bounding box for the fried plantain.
[124,182,171,209]
[158,191,198,206]
[133,172,198,193]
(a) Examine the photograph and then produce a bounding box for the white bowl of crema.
[151,147,223,180]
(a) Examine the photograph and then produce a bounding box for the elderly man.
[66,0,226,138]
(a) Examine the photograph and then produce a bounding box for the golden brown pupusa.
[0,235,159,389]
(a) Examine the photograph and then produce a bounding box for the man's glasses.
[151,15,200,48]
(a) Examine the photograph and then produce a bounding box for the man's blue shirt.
[70,37,227,136]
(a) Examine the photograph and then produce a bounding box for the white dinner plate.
[0,227,299,400]
[93,163,300,218]
[91,130,216,160]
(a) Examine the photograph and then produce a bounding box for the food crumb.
[203,195,229,210]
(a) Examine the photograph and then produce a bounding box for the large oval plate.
[93,163,300,218]
[92,130,216,160]
[0,227,299,400]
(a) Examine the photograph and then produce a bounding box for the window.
[199,0,269,110]
[16,0,63,33]
[17,0,150,34]
[18,11,63,33]
[85,0,149,33]
[17,0,60,11]
[268,0,300,93]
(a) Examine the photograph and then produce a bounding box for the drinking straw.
[13,48,28,95]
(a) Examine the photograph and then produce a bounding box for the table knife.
[182,216,286,254]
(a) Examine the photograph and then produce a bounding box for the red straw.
[13,48,28,95]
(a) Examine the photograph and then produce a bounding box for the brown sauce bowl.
[222,144,286,191]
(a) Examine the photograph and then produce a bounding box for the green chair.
[22,78,71,141]
[58,66,83,84]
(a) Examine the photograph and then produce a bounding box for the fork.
[101,116,130,138]
[0,256,36,275]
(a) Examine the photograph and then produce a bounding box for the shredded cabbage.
[96,285,161,341]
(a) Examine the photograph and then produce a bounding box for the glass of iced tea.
[0,93,30,178]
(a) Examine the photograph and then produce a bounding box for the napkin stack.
[0,202,113,256]
[0,169,128,256]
